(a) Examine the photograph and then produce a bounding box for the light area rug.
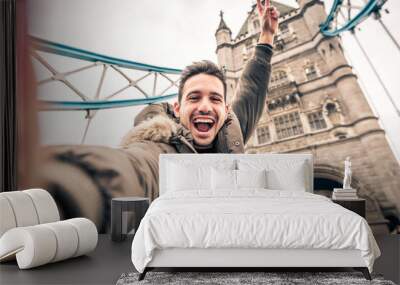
[116,271,395,285]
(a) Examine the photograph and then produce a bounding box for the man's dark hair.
[178,60,227,102]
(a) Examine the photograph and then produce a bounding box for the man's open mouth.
[192,117,216,133]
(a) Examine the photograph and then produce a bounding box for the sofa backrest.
[159,153,313,195]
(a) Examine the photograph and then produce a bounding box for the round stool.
[111,197,149,242]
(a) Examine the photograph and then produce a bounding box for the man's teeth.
[193,118,214,123]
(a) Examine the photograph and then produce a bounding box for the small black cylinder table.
[111,197,149,242]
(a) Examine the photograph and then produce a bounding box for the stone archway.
[314,177,342,198]
[314,164,389,234]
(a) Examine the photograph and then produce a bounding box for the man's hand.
[256,0,280,45]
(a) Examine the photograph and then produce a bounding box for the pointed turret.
[216,10,231,34]
[215,10,234,104]
[215,11,232,46]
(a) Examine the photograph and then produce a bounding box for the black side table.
[111,197,149,242]
[332,198,366,218]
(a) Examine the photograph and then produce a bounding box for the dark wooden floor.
[0,235,134,284]
[374,234,400,284]
[0,234,398,284]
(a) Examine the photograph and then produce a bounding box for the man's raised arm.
[231,0,279,144]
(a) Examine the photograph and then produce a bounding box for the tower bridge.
[32,0,400,233]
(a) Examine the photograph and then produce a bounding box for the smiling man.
[122,0,279,154]
[174,62,228,150]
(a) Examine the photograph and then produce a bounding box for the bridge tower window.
[308,111,327,131]
[257,126,270,144]
[273,111,304,140]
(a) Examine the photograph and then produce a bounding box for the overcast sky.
[28,0,400,161]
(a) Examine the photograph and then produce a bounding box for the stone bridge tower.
[215,0,400,234]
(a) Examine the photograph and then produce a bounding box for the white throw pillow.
[212,168,236,190]
[167,162,211,191]
[266,165,307,191]
[238,159,308,191]
[236,169,267,189]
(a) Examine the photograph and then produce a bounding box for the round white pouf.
[0,196,17,237]
[24,189,60,224]
[0,218,98,269]
[42,221,79,262]
[0,225,57,269]
[0,191,39,228]
[0,189,60,238]
[65,218,98,257]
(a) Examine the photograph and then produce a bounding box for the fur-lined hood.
[120,114,196,152]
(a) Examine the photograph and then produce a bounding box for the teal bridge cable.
[40,93,178,111]
[31,36,182,110]
[320,0,383,37]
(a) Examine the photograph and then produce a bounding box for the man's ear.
[225,104,230,115]
[173,101,180,118]
[223,104,230,122]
